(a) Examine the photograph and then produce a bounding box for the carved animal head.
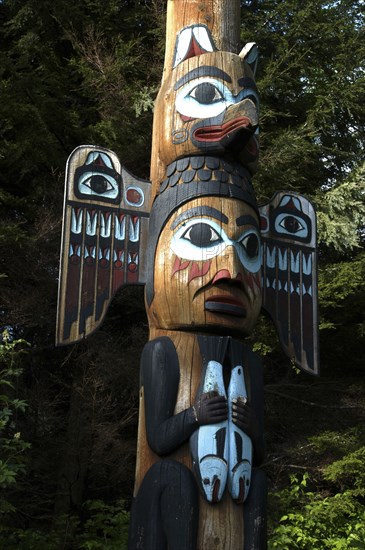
[151,24,259,194]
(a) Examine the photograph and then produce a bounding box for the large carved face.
[153,25,259,173]
[148,196,262,336]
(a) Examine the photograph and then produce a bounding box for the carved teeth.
[278,249,287,270]
[100,214,111,238]
[129,218,140,242]
[115,216,126,241]
[266,247,276,268]
[98,248,110,261]
[69,244,81,257]
[71,208,83,234]
[86,211,98,236]
[290,251,300,273]
[303,253,312,275]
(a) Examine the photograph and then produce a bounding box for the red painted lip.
[204,295,247,318]
[193,116,251,143]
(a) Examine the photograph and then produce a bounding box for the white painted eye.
[171,218,228,261]
[236,230,262,273]
[275,214,308,239]
[78,172,119,199]
[176,78,234,119]
[189,83,224,104]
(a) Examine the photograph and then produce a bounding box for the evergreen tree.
[0,0,364,546]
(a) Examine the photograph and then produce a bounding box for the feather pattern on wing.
[56,146,151,345]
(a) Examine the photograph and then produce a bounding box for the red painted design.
[126,188,142,205]
[182,35,208,62]
[114,251,124,270]
[128,252,139,272]
[193,117,251,143]
[188,260,211,283]
[212,269,232,284]
[172,256,191,277]
[260,215,268,231]
[180,114,196,122]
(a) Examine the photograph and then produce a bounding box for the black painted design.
[129,460,199,550]
[141,337,198,455]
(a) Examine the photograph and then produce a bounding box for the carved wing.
[259,191,319,375]
[56,145,151,346]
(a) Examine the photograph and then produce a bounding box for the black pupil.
[245,234,259,257]
[187,223,215,247]
[90,175,109,194]
[193,83,218,104]
[283,216,300,233]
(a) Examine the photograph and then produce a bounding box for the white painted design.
[124,186,144,207]
[176,77,259,121]
[303,253,312,275]
[71,208,83,234]
[173,25,214,68]
[171,217,261,273]
[266,246,276,268]
[278,249,287,270]
[86,211,98,236]
[77,171,119,199]
[275,213,308,240]
[100,214,111,238]
[291,251,300,273]
[227,366,252,502]
[85,151,113,169]
[196,361,228,503]
[114,216,126,241]
[129,218,140,243]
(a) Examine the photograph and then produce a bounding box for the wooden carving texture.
[56,1,318,548]
[131,1,265,549]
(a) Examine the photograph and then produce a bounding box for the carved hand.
[231,397,259,441]
[193,391,228,425]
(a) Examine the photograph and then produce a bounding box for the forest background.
[0,0,364,548]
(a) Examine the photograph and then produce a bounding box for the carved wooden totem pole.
[56,1,318,548]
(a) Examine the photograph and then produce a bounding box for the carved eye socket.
[279,216,304,234]
[175,78,232,119]
[240,233,260,258]
[171,218,226,261]
[189,83,223,105]
[77,172,119,199]
[82,175,114,195]
[274,213,309,240]
[182,222,222,247]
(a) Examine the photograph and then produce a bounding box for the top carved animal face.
[152,25,259,175]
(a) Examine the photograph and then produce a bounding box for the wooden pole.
[56,3,318,548]
[130,1,266,548]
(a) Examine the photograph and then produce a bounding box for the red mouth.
[204,295,247,317]
[193,116,252,143]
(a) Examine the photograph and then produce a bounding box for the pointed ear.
[173,24,216,68]
[239,42,259,76]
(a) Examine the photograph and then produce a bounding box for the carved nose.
[212,270,243,285]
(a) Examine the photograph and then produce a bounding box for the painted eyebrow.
[237,76,258,92]
[236,214,259,230]
[174,66,232,90]
[171,206,228,229]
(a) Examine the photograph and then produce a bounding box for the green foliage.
[78,500,129,549]
[316,163,365,252]
[0,331,30,510]
[269,472,365,549]
[0,0,365,546]
[0,499,129,549]
[269,427,365,549]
